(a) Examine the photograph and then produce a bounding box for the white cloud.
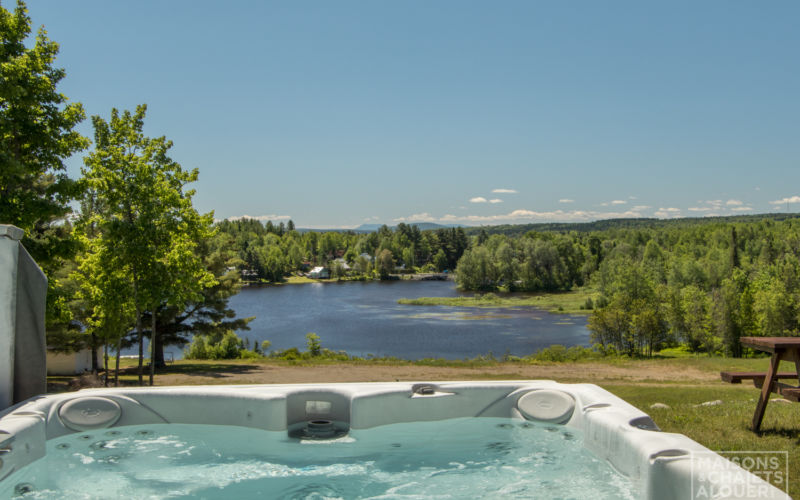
[227,214,291,222]
[611,200,626,205]
[492,188,518,194]
[730,206,753,212]
[688,207,714,212]
[394,212,433,222]
[489,199,503,204]
[470,197,488,203]
[558,199,575,203]
[654,208,681,218]
[726,199,743,206]
[632,205,651,211]
[416,208,647,224]
[629,196,638,200]
[770,196,800,205]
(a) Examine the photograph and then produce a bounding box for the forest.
[454,219,800,358]
[214,214,800,360]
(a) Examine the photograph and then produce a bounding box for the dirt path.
[148,361,719,387]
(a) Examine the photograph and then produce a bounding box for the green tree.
[0,1,90,349]
[401,247,416,270]
[455,247,496,290]
[433,249,448,272]
[0,1,88,258]
[81,105,215,385]
[72,234,135,385]
[148,233,253,368]
[330,259,347,279]
[376,249,394,279]
[681,285,715,353]
[306,333,321,356]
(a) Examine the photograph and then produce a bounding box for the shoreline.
[245,274,455,286]
[398,288,597,315]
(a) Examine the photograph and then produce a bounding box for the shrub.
[184,331,266,360]
[306,333,322,356]
[529,344,604,362]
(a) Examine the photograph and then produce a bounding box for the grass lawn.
[398,287,598,314]
[48,354,798,497]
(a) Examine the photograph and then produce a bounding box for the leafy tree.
[0,0,88,260]
[72,233,136,386]
[401,247,415,270]
[330,259,348,279]
[147,233,253,368]
[455,247,496,291]
[376,249,394,279]
[680,285,715,352]
[81,105,215,385]
[433,249,448,272]
[305,333,321,356]
[0,1,90,350]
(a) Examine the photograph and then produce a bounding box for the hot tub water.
[3,419,637,499]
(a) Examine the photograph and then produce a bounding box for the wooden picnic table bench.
[720,337,800,431]
[720,371,798,384]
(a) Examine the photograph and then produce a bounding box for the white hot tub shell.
[0,381,790,499]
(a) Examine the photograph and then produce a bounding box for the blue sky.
[27,0,800,228]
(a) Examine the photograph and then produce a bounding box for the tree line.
[456,221,800,357]
[216,218,469,281]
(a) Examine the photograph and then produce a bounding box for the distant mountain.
[296,222,467,233]
[354,222,467,232]
[462,213,800,236]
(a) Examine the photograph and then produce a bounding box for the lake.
[201,280,591,360]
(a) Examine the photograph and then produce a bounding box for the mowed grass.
[49,354,799,497]
[398,287,598,314]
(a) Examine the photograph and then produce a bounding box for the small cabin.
[308,266,330,279]
[46,348,101,375]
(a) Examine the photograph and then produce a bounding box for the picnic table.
[720,337,800,431]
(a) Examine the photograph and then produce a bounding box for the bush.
[186,335,209,359]
[184,331,266,360]
[528,344,604,362]
[238,349,263,360]
[306,333,321,356]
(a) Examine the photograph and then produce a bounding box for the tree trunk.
[136,309,144,386]
[103,342,109,387]
[114,336,121,387]
[91,333,99,373]
[149,313,156,386]
[132,266,143,385]
[154,333,166,369]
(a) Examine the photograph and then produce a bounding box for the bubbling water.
[1,418,638,499]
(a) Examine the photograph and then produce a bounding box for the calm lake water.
[195,280,590,360]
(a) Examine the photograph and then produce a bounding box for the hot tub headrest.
[516,389,575,424]
[58,397,121,431]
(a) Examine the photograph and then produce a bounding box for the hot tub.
[0,381,789,499]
